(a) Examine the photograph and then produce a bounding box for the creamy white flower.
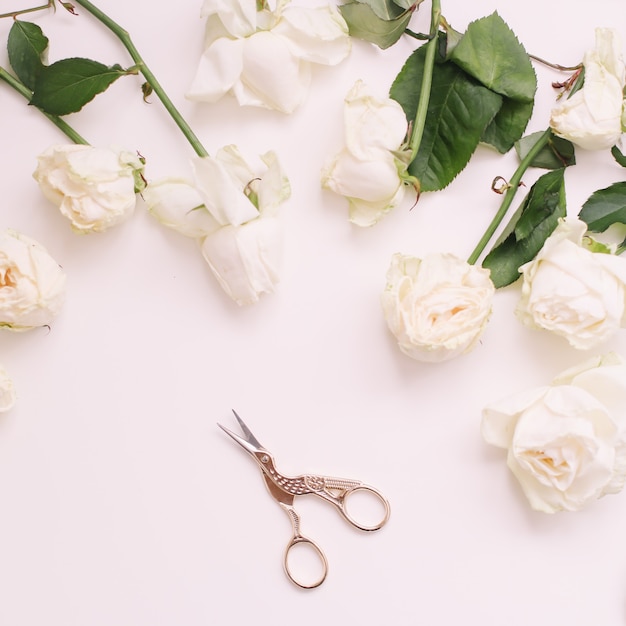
[146,146,290,305]
[482,353,626,513]
[381,252,495,362]
[516,217,626,349]
[33,144,145,234]
[187,0,350,113]
[0,229,66,330]
[321,80,412,226]
[550,28,626,150]
[0,365,17,412]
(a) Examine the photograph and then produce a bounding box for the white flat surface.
[1,1,626,624]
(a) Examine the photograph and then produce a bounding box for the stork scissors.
[218,410,391,589]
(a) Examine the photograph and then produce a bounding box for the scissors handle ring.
[283,535,328,590]
[339,485,391,532]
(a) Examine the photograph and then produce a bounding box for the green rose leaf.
[449,12,536,103]
[515,131,576,169]
[30,57,129,115]
[339,0,417,49]
[578,182,626,233]
[390,47,502,191]
[481,98,534,154]
[482,168,567,288]
[612,145,626,168]
[7,20,48,90]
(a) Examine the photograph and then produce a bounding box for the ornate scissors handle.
[268,468,391,531]
[279,501,328,589]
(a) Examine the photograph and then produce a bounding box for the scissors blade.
[217,409,266,456]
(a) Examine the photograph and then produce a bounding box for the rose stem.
[70,0,209,158]
[466,128,552,265]
[408,0,441,163]
[0,66,89,144]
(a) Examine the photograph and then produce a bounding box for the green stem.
[408,0,440,161]
[0,66,89,144]
[0,0,53,19]
[467,128,552,265]
[71,0,209,158]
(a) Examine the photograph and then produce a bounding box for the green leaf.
[449,12,536,102]
[30,57,128,115]
[612,145,626,167]
[579,181,626,232]
[390,48,502,191]
[339,1,413,49]
[482,169,567,287]
[515,131,576,169]
[481,98,534,153]
[7,20,48,90]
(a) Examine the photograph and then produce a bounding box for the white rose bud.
[322,80,412,226]
[516,217,626,350]
[381,252,495,362]
[0,229,66,330]
[33,144,145,234]
[482,353,626,513]
[0,365,17,413]
[550,28,626,150]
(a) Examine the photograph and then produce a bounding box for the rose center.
[0,268,17,289]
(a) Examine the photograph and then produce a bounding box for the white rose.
[516,217,626,350]
[0,365,17,412]
[321,80,412,226]
[0,229,66,330]
[187,0,350,113]
[33,144,145,234]
[550,28,626,150]
[146,146,290,305]
[381,252,495,362]
[482,353,626,513]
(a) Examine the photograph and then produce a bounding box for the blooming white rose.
[187,0,350,113]
[0,365,17,412]
[321,80,412,226]
[146,145,290,305]
[0,229,66,330]
[482,353,626,513]
[516,217,626,350]
[550,28,626,150]
[381,252,495,362]
[33,144,146,234]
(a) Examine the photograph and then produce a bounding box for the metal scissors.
[218,410,391,589]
